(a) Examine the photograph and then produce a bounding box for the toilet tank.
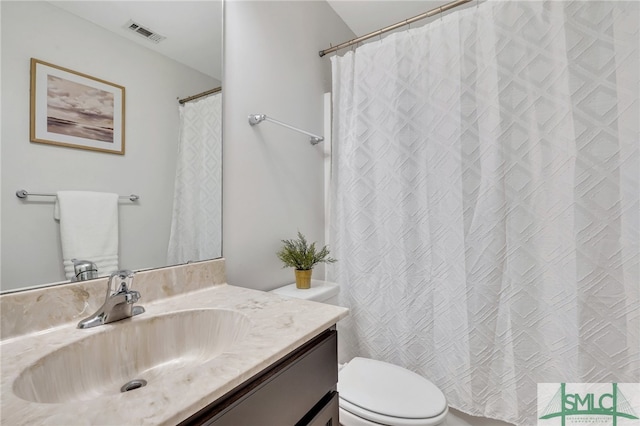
[270,280,340,305]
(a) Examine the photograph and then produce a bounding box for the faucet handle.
[107,269,135,296]
[109,269,134,280]
[125,290,141,304]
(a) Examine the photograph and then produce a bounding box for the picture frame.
[30,58,125,155]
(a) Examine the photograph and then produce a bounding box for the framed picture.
[30,58,125,155]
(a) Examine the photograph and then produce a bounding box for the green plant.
[277,231,337,270]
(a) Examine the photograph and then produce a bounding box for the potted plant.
[277,231,337,289]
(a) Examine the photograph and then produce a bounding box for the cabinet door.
[301,391,339,426]
[180,329,338,426]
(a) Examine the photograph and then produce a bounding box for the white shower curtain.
[167,92,222,264]
[329,1,638,424]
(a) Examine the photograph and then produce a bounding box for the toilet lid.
[338,357,447,420]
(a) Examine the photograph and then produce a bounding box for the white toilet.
[271,280,449,426]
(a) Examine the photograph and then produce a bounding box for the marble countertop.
[0,283,348,425]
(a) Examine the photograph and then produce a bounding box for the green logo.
[539,383,639,426]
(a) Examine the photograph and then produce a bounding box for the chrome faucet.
[77,270,145,329]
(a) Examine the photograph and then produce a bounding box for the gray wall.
[223,1,354,290]
[1,1,219,291]
[1,0,354,292]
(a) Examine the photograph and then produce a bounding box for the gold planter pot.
[294,269,312,289]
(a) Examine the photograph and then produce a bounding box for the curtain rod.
[178,86,222,104]
[319,0,474,57]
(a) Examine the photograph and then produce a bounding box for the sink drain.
[121,379,147,393]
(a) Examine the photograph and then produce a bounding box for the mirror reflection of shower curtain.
[329,1,638,425]
[167,92,222,264]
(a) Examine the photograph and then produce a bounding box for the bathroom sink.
[12,309,251,404]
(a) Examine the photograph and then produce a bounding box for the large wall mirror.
[1,1,223,292]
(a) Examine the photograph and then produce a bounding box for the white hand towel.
[55,191,119,280]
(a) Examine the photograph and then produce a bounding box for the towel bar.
[16,189,139,202]
[248,114,324,145]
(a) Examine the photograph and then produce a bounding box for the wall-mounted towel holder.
[248,114,324,145]
[16,189,140,202]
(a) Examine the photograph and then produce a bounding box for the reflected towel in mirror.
[54,191,119,279]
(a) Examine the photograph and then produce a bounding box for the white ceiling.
[48,1,222,80]
[47,0,457,81]
[327,0,454,37]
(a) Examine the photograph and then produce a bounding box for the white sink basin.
[12,309,251,404]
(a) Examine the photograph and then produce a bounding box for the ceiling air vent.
[124,20,166,44]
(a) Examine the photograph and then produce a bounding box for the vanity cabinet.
[179,328,339,426]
